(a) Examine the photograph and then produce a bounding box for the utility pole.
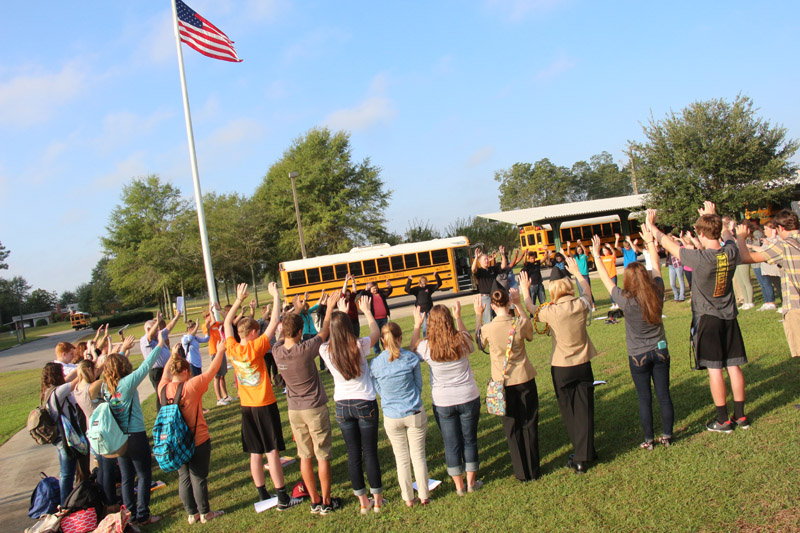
[627,145,639,195]
[289,171,308,259]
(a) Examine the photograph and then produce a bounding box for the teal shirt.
[576,253,589,276]
[104,345,161,434]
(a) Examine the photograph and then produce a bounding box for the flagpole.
[170,0,221,319]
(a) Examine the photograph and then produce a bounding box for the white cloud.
[283,28,351,63]
[93,152,150,189]
[0,63,85,126]
[202,117,264,147]
[322,74,397,132]
[486,0,569,21]
[92,109,173,153]
[534,51,576,82]
[467,146,495,168]
[25,139,71,185]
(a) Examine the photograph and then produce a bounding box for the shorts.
[240,403,285,454]
[694,314,747,369]
[214,353,228,377]
[288,405,333,461]
[190,365,202,377]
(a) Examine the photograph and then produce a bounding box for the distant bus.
[519,214,642,267]
[278,237,476,305]
[70,312,92,330]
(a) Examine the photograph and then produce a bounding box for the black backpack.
[62,471,107,520]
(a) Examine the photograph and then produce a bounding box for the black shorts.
[694,315,747,369]
[240,403,285,454]
[215,353,228,377]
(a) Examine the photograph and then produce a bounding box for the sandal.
[659,436,673,447]
[200,510,224,523]
[360,499,374,515]
[406,498,419,507]
[640,441,654,451]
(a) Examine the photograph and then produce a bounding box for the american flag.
[176,0,242,62]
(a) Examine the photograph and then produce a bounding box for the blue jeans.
[529,283,546,307]
[753,267,774,304]
[374,317,388,354]
[56,444,78,506]
[98,455,119,506]
[118,431,153,522]
[629,348,674,441]
[335,400,382,496]
[432,397,481,476]
[668,265,685,301]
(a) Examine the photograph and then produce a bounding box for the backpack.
[27,388,58,445]
[63,471,107,520]
[86,396,130,458]
[152,382,196,472]
[28,472,60,519]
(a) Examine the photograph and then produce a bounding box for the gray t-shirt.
[272,336,328,411]
[680,241,740,320]
[612,278,667,356]
[416,339,479,407]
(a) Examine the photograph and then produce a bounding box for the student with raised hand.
[566,241,595,310]
[370,321,430,507]
[341,273,361,336]
[140,310,183,411]
[529,256,598,474]
[101,320,171,525]
[404,272,441,335]
[648,203,748,433]
[411,303,481,496]
[271,291,342,515]
[158,338,226,524]
[202,302,232,406]
[182,319,210,377]
[224,282,301,509]
[590,223,675,450]
[472,246,504,325]
[476,284,540,482]
[320,295,384,514]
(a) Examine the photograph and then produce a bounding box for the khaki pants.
[783,309,800,358]
[384,411,430,501]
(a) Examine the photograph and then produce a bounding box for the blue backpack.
[152,382,196,472]
[28,472,60,518]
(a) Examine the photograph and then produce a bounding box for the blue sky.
[1,1,798,294]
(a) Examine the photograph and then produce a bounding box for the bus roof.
[280,236,471,271]
[525,212,643,231]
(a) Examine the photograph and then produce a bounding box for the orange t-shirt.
[202,322,222,355]
[158,374,214,446]
[600,254,617,279]
[225,336,274,407]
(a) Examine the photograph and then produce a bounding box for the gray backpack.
[27,387,59,445]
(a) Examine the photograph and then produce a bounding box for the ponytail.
[168,346,191,376]
[381,322,403,362]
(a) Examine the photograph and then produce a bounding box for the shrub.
[35,319,48,327]
[91,311,154,330]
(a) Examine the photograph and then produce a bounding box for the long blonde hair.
[381,322,403,362]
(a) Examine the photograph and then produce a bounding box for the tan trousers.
[783,309,800,358]
[384,411,430,501]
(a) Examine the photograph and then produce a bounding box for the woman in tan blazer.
[475,288,540,482]
[520,257,598,474]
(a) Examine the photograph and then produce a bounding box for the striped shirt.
[759,233,800,311]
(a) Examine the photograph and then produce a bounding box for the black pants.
[264,352,278,378]
[148,367,164,411]
[178,440,211,515]
[551,363,596,463]
[501,379,540,481]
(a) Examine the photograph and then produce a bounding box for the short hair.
[419,276,428,283]
[144,320,155,331]
[55,342,75,358]
[237,316,259,338]
[202,310,211,319]
[186,320,196,329]
[549,278,574,302]
[773,209,799,231]
[695,214,722,240]
[281,314,304,339]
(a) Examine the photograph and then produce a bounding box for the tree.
[494,159,572,211]
[444,216,519,252]
[89,257,119,314]
[635,95,799,227]
[252,127,392,273]
[570,152,633,201]
[59,291,76,306]
[404,218,441,243]
[75,283,92,314]
[27,289,57,313]
[0,241,9,270]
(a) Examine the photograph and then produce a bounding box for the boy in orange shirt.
[225,282,301,509]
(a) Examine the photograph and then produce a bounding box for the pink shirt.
[372,294,388,319]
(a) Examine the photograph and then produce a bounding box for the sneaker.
[731,416,750,430]
[360,499,374,514]
[777,307,784,314]
[277,497,303,511]
[200,510,224,523]
[319,498,341,515]
[758,303,777,311]
[223,396,237,402]
[740,303,755,310]
[706,419,734,433]
[310,502,323,514]
[467,480,484,492]
[187,513,200,525]
[216,398,230,406]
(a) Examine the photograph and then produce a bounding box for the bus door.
[454,247,475,292]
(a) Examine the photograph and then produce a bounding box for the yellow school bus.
[278,237,476,305]
[519,214,642,266]
[69,312,92,330]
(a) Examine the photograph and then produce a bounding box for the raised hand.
[357,295,372,314]
[236,283,249,301]
[640,225,654,242]
[337,297,348,313]
[473,294,485,317]
[267,282,279,298]
[451,300,461,318]
[509,288,521,304]
[413,306,425,327]
[518,270,530,294]
[564,256,580,276]
[249,299,256,310]
[121,334,135,352]
[698,201,716,216]
[735,223,749,237]
[591,235,602,256]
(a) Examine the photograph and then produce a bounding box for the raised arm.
[564,255,591,298]
[646,209,682,259]
[410,306,425,351]
[590,235,616,296]
[383,280,393,297]
[317,291,339,341]
[165,308,183,333]
[629,236,644,254]
[509,248,523,268]
[452,300,474,353]
[263,282,282,341]
[404,276,413,294]
[432,272,442,292]
[202,340,227,381]
[224,283,248,339]
[735,223,767,264]
[357,295,380,347]
[499,245,508,270]
[341,274,351,295]
[639,221,661,281]
[614,233,622,252]
[517,270,535,315]
[471,247,481,273]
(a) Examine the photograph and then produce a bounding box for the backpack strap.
[499,318,518,382]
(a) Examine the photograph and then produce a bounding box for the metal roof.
[478,194,647,226]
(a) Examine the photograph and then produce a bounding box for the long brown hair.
[168,347,191,377]
[381,322,403,362]
[103,353,133,396]
[73,342,87,364]
[41,362,65,402]
[622,262,664,325]
[328,311,362,380]
[426,305,471,362]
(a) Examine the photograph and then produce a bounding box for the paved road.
[0,329,92,373]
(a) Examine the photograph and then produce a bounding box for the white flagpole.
[170,0,220,319]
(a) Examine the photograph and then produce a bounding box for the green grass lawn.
[0,320,75,351]
[134,275,800,532]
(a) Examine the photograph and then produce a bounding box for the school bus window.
[582,226,592,240]
[335,264,348,279]
[321,265,335,282]
[546,230,553,243]
[431,249,449,265]
[536,233,543,244]
[390,255,404,271]
[630,219,641,232]
[560,229,570,242]
[288,270,306,287]
[377,257,390,273]
[612,222,621,234]
[363,259,377,275]
[418,251,432,267]
[349,262,363,277]
[592,224,601,236]
[603,223,612,236]
[404,254,418,269]
[305,268,321,284]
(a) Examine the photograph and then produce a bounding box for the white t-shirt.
[319,337,376,402]
[416,338,479,408]
[54,360,77,377]
[643,250,653,271]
